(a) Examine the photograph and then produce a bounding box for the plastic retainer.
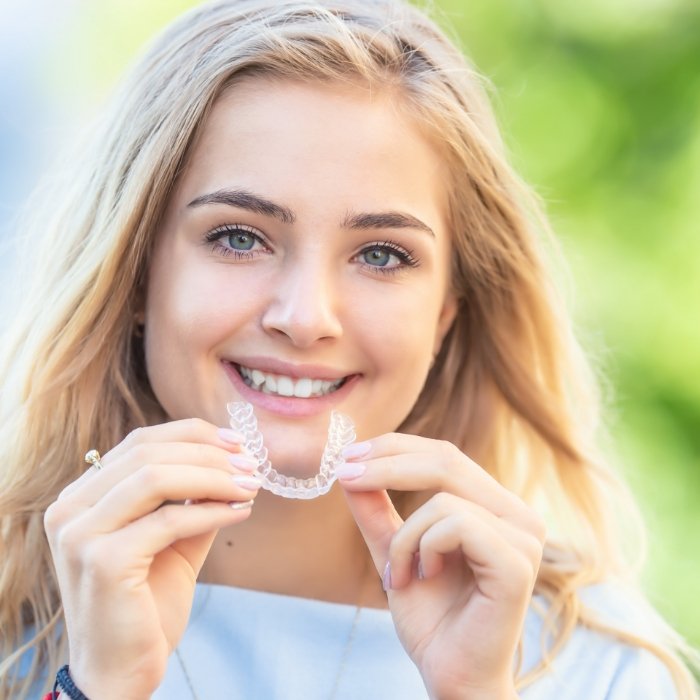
[226,401,356,499]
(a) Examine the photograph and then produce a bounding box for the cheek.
[142,254,245,395]
[145,253,261,349]
[351,316,433,439]
[352,285,441,400]
[355,281,443,356]
[145,272,213,355]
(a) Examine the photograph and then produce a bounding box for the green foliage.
[441,0,700,645]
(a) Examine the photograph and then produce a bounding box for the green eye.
[227,232,256,250]
[205,223,269,260]
[362,248,392,267]
[355,241,419,274]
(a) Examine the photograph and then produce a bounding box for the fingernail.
[382,561,392,591]
[230,499,255,510]
[417,562,425,580]
[335,462,366,480]
[232,474,262,491]
[341,441,372,460]
[218,427,246,444]
[228,453,259,473]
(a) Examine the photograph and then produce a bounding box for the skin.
[144,78,456,469]
[44,80,544,700]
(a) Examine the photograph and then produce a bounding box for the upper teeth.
[238,365,345,398]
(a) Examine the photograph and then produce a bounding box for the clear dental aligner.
[226,401,356,499]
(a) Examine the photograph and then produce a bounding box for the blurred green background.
[27,0,700,648]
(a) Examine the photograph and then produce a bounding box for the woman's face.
[145,79,457,475]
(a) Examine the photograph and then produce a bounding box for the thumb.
[171,519,221,577]
[342,487,404,574]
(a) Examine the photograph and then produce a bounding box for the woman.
[0,1,697,698]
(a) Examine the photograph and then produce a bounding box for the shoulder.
[520,582,679,699]
[601,644,679,698]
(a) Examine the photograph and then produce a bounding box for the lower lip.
[222,361,360,417]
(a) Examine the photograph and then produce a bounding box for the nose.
[261,258,343,348]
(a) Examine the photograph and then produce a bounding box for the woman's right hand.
[44,418,260,700]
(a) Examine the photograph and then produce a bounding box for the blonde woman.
[0,1,697,698]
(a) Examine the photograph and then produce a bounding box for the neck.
[201,484,387,608]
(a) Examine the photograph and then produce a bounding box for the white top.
[20,582,678,698]
[149,582,678,699]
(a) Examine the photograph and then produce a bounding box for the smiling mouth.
[233,363,349,398]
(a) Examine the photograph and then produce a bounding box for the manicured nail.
[228,453,259,472]
[230,499,255,510]
[382,561,392,591]
[218,427,246,444]
[341,441,372,460]
[232,474,262,491]
[335,462,366,480]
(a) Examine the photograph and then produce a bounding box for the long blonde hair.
[1,1,697,697]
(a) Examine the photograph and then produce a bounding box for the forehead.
[172,77,450,225]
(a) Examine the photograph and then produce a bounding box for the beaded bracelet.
[42,665,90,700]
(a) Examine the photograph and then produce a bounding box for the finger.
[342,488,404,578]
[342,433,436,461]
[60,419,247,500]
[60,441,258,504]
[417,512,536,601]
[388,493,543,589]
[60,417,247,499]
[170,531,219,581]
[107,418,246,462]
[387,493,500,587]
[339,433,541,534]
[417,522,542,588]
[78,464,261,533]
[340,433,509,510]
[88,500,254,581]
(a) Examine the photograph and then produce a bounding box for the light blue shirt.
[20,582,678,698]
[149,582,678,699]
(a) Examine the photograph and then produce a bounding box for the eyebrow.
[187,187,435,237]
[341,211,435,238]
[187,188,295,224]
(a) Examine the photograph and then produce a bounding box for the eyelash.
[204,224,420,274]
[204,224,269,260]
[359,239,420,275]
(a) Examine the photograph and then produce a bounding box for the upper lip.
[225,356,354,381]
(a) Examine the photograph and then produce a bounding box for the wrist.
[430,683,519,700]
[51,664,151,700]
[53,665,90,700]
[435,693,518,700]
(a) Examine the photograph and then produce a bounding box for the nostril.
[260,280,342,344]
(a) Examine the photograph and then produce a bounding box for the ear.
[133,282,146,323]
[133,290,146,334]
[433,291,458,357]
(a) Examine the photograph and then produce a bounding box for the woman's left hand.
[338,434,546,700]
